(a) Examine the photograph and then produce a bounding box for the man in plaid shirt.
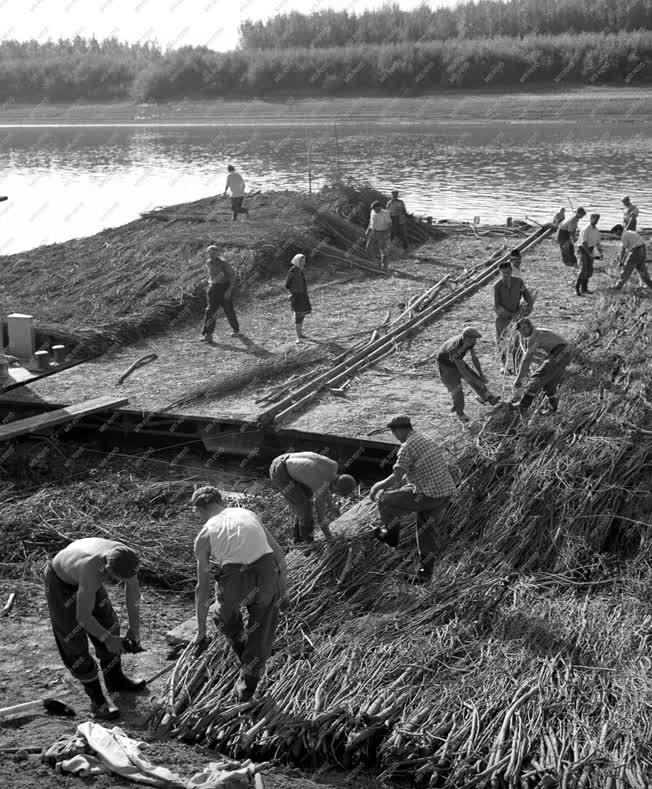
[370,415,456,583]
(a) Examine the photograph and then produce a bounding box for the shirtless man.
[512,318,572,416]
[191,486,288,702]
[44,538,145,720]
[268,451,357,544]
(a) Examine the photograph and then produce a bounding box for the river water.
[0,120,650,255]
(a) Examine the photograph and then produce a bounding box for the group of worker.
[365,190,410,267]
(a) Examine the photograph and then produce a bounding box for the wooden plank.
[0,396,129,442]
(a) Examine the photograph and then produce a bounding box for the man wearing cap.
[437,327,500,423]
[610,224,651,291]
[44,538,145,720]
[557,207,586,267]
[576,213,603,296]
[200,245,240,342]
[370,416,456,583]
[513,318,571,416]
[269,452,357,544]
[223,165,249,221]
[366,200,392,269]
[622,197,639,231]
[493,260,534,374]
[191,486,288,702]
[386,190,408,251]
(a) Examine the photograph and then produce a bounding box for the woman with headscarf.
[285,254,312,343]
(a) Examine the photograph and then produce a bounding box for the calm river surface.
[0,120,650,254]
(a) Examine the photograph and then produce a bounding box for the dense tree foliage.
[239,1,652,49]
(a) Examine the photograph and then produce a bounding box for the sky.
[2,0,461,52]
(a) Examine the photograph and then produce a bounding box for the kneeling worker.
[269,451,356,544]
[513,318,571,416]
[192,487,289,702]
[370,416,456,583]
[44,538,145,720]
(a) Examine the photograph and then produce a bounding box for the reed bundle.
[148,297,650,787]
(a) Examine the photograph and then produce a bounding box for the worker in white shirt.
[610,225,651,291]
[191,486,288,702]
[622,197,639,231]
[223,165,249,221]
[576,213,603,296]
[366,200,392,269]
[557,207,586,267]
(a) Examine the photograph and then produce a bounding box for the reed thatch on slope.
[151,296,651,788]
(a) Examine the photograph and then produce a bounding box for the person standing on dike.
[285,253,312,344]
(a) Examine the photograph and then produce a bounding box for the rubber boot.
[102,660,146,693]
[83,678,120,721]
[516,392,535,416]
[582,280,591,294]
[575,277,583,296]
[235,673,259,703]
[542,396,559,414]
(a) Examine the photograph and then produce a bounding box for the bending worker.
[493,258,533,374]
[44,538,145,720]
[370,415,456,584]
[437,327,500,423]
[191,486,288,702]
[611,224,651,291]
[512,318,571,416]
[269,451,356,544]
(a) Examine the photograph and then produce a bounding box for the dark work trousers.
[230,196,248,220]
[577,247,594,292]
[616,246,652,289]
[377,487,451,573]
[269,454,315,542]
[212,553,281,680]
[202,282,240,335]
[390,216,408,250]
[557,229,577,267]
[44,562,121,687]
[520,344,572,410]
[438,361,490,416]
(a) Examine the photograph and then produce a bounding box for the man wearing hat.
[437,327,500,423]
[557,207,586,267]
[576,213,603,296]
[622,197,639,231]
[386,190,408,251]
[370,416,456,583]
[366,200,392,269]
[269,451,357,544]
[610,224,651,291]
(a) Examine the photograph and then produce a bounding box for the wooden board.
[0,396,128,442]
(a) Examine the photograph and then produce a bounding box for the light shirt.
[620,229,645,251]
[368,208,391,232]
[285,452,338,494]
[559,215,580,234]
[225,171,245,198]
[394,431,456,499]
[205,508,271,567]
[578,224,601,249]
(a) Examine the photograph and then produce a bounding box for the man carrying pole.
[191,486,289,702]
[44,538,145,720]
[269,452,356,544]
[437,327,500,423]
[493,259,534,374]
[370,415,456,584]
[200,246,240,342]
[621,197,639,231]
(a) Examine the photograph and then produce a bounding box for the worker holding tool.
[366,200,392,269]
[285,253,312,344]
[386,189,409,251]
[370,415,456,584]
[609,224,652,291]
[576,213,603,296]
[512,318,571,416]
[621,196,639,231]
[190,486,288,702]
[437,327,500,424]
[44,538,145,721]
[557,206,586,267]
[269,451,357,544]
[223,164,249,221]
[200,246,240,343]
[493,259,534,374]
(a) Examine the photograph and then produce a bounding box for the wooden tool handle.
[0,700,41,719]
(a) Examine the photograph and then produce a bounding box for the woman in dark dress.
[285,254,312,343]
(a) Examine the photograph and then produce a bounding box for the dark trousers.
[202,282,239,335]
[520,345,571,410]
[230,196,248,220]
[269,454,314,542]
[616,246,651,289]
[577,248,594,292]
[558,229,577,266]
[44,562,120,686]
[438,361,490,415]
[377,487,450,572]
[213,553,281,679]
[390,216,408,250]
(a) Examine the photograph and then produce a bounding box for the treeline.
[0,32,649,103]
[240,0,652,49]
